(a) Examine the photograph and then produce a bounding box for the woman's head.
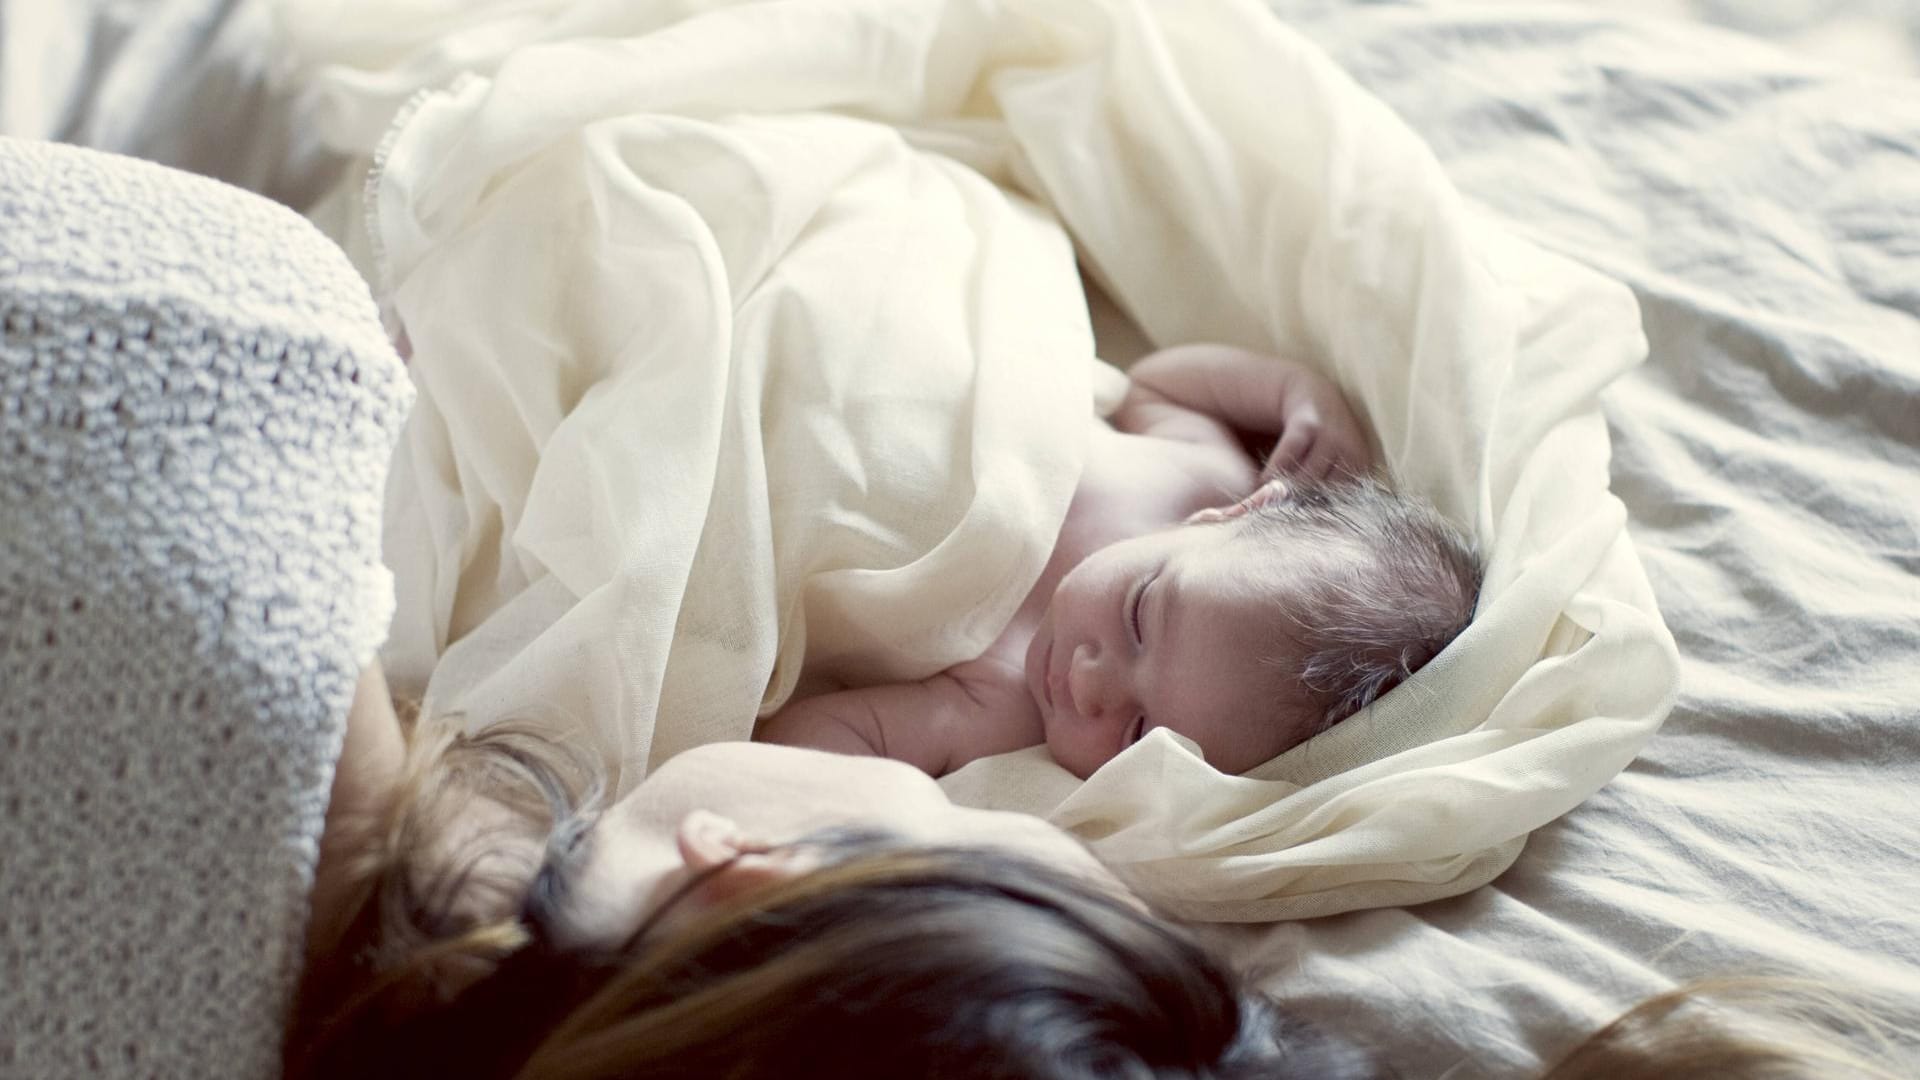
[360,840,1370,1080]
[289,730,1379,1079]
[545,741,1134,951]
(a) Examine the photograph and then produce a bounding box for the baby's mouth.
[1039,640,1057,711]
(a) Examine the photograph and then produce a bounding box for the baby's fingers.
[1265,422,1319,479]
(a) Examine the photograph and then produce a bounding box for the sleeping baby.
[759,344,1481,779]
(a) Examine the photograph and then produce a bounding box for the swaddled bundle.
[278,0,1678,920]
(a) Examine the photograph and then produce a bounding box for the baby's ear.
[1185,478,1290,524]
[675,810,820,903]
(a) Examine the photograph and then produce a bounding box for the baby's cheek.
[1045,721,1109,780]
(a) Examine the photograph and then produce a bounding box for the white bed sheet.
[0,0,342,209]
[5,0,1916,1075]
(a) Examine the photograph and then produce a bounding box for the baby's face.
[1023,522,1318,778]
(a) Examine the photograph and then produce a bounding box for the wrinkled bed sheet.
[4,0,1915,1073]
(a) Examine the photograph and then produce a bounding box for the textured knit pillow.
[0,138,410,1078]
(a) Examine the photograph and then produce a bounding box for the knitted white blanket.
[0,139,410,1077]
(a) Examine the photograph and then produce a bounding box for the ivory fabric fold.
[278,0,1676,920]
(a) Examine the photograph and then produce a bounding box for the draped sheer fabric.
[277,0,1675,920]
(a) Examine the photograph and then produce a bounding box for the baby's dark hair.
[1237,477,1482,737]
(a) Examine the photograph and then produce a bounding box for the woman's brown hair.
[1538,977,1911,1080]
[286,718,1378,1079]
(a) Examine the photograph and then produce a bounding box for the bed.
[5,0,1915,1075]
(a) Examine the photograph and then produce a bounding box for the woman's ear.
[675,809,749,872]
[1185,478,1289,524]
[674,810,819,903]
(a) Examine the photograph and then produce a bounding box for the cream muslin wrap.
[279,0,1679,921]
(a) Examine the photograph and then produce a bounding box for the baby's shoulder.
[939,656,1045,762]
[1075,422,1259,531]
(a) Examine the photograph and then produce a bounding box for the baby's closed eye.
[1126,572,1159,645]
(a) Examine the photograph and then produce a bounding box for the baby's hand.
[1262,365,1374,483]
[1123,344,1375,483]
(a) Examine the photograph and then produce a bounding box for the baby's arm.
[757,661,1041,777]
[1115,343,1374,480]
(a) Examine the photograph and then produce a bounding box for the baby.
[758,344,1481,779]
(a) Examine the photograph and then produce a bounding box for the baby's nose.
[1069,645,1121,720]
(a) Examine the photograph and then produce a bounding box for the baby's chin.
[1041,719,1105,781]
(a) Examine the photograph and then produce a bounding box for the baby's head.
[1024,478,1481,778]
